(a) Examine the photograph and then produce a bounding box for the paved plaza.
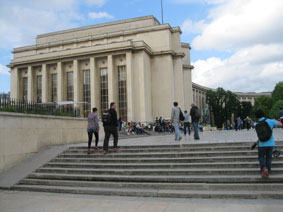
[0,129,283,212]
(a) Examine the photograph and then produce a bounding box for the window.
[23,77,28,101]
[67,72,73,101]
[118,66,127,120]
[83,70,90,117]
[51,74,57,102]
[66,72,73,112]
[100,68,108,115]
[37,76,42,103]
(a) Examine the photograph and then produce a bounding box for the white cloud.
[0,64,10,75]
[190,0,283,51]
[192,44,283,92]
[88,12,114,20]
[181,19,206,34]
[0,0,108,48]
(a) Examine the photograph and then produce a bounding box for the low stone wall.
[0,112,91,173]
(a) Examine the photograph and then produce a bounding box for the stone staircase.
[12,141,283,199]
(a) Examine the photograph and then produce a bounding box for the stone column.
[57,62,63,102]
[42,64,48,103]
[174,57,185,109]
[90,57,100,111]
[107,55,114,104]
[126,52,134,121]
[10,67,20,100]
[27,66,34,102]
[73,59,81,116]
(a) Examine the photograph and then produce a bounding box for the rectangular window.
[100,68,108,115]
[23,77,28,101]
[51,74,57,102]
[37,76,42,103]
[118,66,127,120]
[83,70,90,117]
[66,72,73,112]
[67,72,73,101]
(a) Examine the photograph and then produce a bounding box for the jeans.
[192,122,200,139]
[258,147,273,172]
[184,122,191,135]
[87,130,99,149]
[103,126,118,151]
[173,120,181,139]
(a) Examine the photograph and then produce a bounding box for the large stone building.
[8,16,194,122]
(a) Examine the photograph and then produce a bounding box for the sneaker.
[178,137,182,141]
[87,149,91,154]
[103,150,107,155]
[262,168,268,179]
[113,148,119,152]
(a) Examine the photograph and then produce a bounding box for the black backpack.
[255,119,272,142]
[179,108,185,121]
[102,110,112,125]
[195,109,201,119]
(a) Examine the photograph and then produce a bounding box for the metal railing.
[0,97,76,117]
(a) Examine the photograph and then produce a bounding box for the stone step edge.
[19,179,283,191]
[12,184,283,199]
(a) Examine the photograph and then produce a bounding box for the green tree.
[269,100,283,119]
[236,101,253,120]
[206,88,240,128]
[272,81,283,103]
[253,96,273,117]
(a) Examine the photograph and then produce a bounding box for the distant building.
[192,82,272,122]
[8,16,194,120]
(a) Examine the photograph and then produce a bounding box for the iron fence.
[0,97,76,117]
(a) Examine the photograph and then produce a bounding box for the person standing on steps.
[87,108,100,154]
[183,110,191,136]
[171,102,183,141]
[102,102,119,154]
[190,104,200,140]
[279,108,283,130]
[254,109,282,179]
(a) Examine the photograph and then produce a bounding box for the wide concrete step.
[43,161,283,169]
[58,150,266,158]
[35,167,283,176]
[19,179,283,191]
[50,156,283,163]
[12,184,283,199]
[64,145,283,154]
[27,173,283,183]
[68,141,278,150]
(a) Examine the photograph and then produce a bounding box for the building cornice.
[183,64,194,70]
[8,41,186,68]
[181,42,191,49]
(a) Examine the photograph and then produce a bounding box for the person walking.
[102,102,119,154]
[87,108,99,154]
[254,110,282,179]
[171,102,182,141]
[190,104,200,140]
[183,110,191,136]
[279,108,283,130]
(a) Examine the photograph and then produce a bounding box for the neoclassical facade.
[9,16,194,121]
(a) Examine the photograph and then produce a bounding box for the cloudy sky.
[0,0,282,93]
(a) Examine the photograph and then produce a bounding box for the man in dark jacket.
[190,104,200,140]
[279,108,283,130]
[103,102,119,154]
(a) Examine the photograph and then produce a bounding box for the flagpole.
[161,0,164,24]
